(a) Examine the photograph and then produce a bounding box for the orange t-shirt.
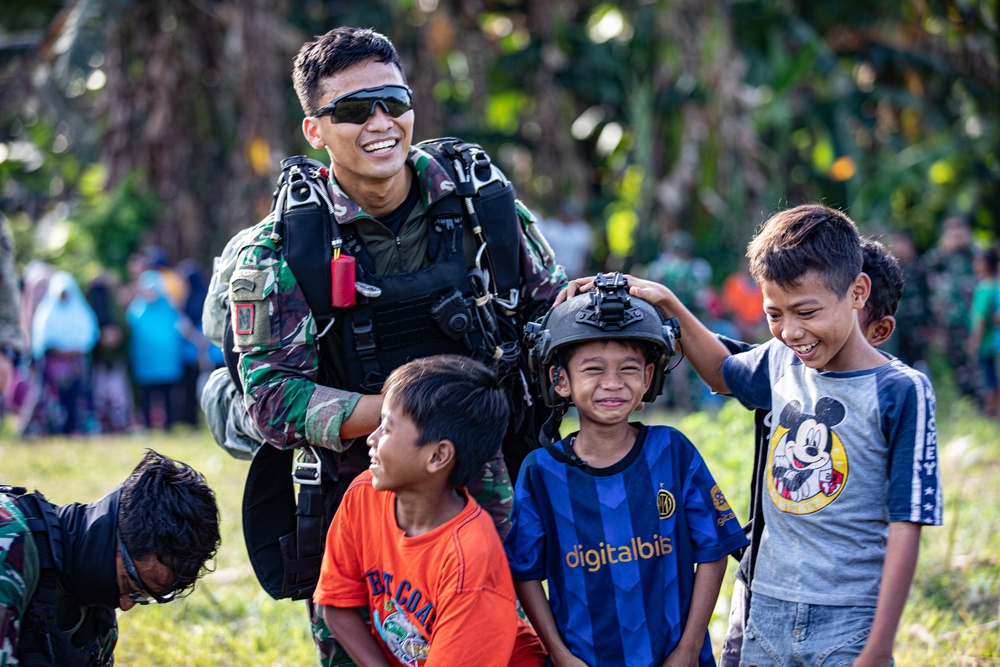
[314,472,545,667]
[723,272,765,326]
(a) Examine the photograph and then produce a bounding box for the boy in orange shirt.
[313,354,545,667]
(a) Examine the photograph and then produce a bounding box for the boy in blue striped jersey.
[506,273,748,666]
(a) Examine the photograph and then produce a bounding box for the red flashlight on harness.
[331,245,356,308]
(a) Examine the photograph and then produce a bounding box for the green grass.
[1,427,318,666]
[2,390,998,665]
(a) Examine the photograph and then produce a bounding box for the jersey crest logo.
[767,397,848,514]
[657,487,675,519]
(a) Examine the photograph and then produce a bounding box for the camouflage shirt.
[0,217,23,353]
[0,495,116,667]
[230,144,566,452]
[0,494,31,665]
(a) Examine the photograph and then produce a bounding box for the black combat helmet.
[524,272,681,408]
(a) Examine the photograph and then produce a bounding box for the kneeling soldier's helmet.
[524,272,681,407]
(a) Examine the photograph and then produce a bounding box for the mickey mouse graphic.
[771,397,847,505]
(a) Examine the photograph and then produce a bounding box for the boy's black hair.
[382,354,511,488]
[859,237,904,330]
[292,26,405,116]
[117,450,221,597]
[747,204,863,297]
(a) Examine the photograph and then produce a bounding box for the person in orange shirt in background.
[722,256,767,344]
[313,355,545,667]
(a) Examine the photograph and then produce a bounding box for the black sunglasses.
[118,532,175,605]
[312,84,413,124]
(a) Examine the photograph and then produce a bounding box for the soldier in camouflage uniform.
[923,216,978,399]
[0,215,23,396]
[0,450,220,666]
[226,27,565,665]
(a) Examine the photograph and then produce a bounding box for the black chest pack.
[232,138,540,601]
[224,136,524,396]
[3,488,116,667]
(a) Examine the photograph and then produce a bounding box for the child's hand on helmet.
[553,275,598,306]
[622,275,680,318]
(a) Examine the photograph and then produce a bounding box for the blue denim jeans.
[740,592,889,667]
[720,579,748,667]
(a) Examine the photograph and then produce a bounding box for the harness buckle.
[284,164,325,210]
[470,160,506,192]
[292,446,322,486]
[355,281,382,298]
[354,321,377,360]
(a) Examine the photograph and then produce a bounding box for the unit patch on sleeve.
[229,268,271,347]
[234,303,256,334]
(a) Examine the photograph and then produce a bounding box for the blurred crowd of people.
[637,217,1000,417]
[2,210,998,434]
[2,245,223,437]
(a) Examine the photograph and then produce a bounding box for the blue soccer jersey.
[505,423,748,666]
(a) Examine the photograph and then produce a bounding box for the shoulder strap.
[219,157,338,393]
[9,491,60,618]
[271,156,340,323]
[10,491,62,572]
[417,138,521,301]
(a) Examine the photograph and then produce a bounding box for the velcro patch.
[230,269,271,348]
[234,303,256,335]
[230,269,268,300]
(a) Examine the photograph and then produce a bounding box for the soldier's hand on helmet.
[553,275,599,306]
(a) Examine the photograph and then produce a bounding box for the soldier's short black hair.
[292,26,405,116]
[117,450,221,597]
[381,355,510,488]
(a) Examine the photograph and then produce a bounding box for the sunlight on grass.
[2,388,997,665]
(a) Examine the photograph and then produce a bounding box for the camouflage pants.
[308,599,358,666]
[307,448,514,663]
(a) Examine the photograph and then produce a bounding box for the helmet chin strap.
[539,365,589,470]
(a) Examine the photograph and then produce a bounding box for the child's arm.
[320,605,393,667]
[625,276,734,394]
[514,579,588,667]
[854,521,921,666]
[661,557,727,667]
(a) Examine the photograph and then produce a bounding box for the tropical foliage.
[1,1,996,279]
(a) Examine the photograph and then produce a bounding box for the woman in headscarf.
[21,271,99,436]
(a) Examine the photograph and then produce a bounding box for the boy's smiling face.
[554,340,653,427]
[366,394,428,493]
[762,269,871,372]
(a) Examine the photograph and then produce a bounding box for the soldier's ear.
[302,117,326,149]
